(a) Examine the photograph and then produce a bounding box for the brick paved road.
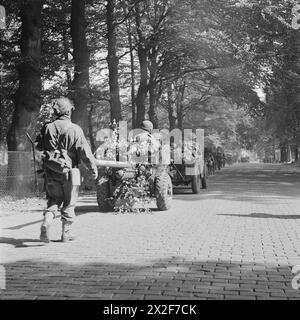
[1,163,300,300]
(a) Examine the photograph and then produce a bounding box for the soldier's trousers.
[44,169,79,223]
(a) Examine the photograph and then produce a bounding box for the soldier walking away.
[206,153,215,176]
[35,97,98,243]
[222,152,226,168]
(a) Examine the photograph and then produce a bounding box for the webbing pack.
[42,122,75,176]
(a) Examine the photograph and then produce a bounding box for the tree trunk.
[167,84,177,131]
[88,105,96,153]
[148,86,158,128]
[6,0,44,192]
[177,107,183,131]
[62,26,72,89]
[127,18,136,128]
[106,0,122,124]
[168,108,177,131]
[294,145,299,162]
[176,82,186,131]
[70,0,90,133]
[135,46,148,128]
[134,3,148,128]
[148,49,159,128]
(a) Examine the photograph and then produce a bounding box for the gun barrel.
[95,159,132,168]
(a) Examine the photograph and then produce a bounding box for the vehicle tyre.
[96,177,113,212]
[155,172,173,210]
[201,175,207,189]
[201,165,208,189]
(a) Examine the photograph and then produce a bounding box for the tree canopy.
[0,0,299,163]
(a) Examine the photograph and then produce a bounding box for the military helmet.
[141,120,153,133]
[52,97,75,115]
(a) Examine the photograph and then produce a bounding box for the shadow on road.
[0,256,298,299]
[4,219,44,231]
[0,237,45,248]
[218,213,300,219]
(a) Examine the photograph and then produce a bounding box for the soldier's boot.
[61,220,75,242]
[40,212,54,243]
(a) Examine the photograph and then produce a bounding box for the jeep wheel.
[201,165,208,189]
[155,172,172,210]
[191,174,201,194]
[96,178,113,212]
[201,175,207,189]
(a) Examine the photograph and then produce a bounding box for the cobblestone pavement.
[1,163,300,300]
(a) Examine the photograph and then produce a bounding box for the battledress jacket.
[35,115,98,179]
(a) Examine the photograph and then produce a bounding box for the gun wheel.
[155,172,173,211]
[96,177,113,212]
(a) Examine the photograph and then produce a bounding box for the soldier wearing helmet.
[141,120,154,133]
[128,120,161,165]
[35,97,98,243]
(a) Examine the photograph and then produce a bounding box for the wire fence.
[0,150,43,197]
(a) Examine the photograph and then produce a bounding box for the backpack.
[42,122,74,176]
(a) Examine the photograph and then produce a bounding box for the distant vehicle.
[225,153,234,165]
[240,156,250,163]
[169,142,207,194]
